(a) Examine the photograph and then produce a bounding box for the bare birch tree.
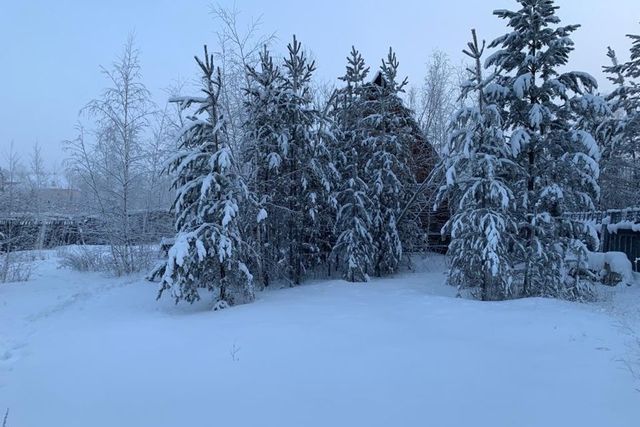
[210,3,276,155]
[0,142,32,282]
[65,35,154,274]
[408,50,459,155]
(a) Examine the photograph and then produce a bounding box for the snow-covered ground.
[1,251,639,427]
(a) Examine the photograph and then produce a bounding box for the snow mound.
[587,251,634,284]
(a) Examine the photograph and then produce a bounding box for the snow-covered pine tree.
[362,49,418,277]
[244,36,336,286]
[281,36,338,284]
[601,29,640,208]
[332,47,375,282]
[568,91,610,214]
[311,104,341,275]
[437,30,521,301]
[486,0,601,299]
[156,46,254,307]
[243,46,287,288]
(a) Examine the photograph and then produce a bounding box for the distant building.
[366,71,448,251]
[0,169,82,216]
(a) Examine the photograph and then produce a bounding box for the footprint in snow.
[0,341,25,368]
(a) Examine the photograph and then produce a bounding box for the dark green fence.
[567,208,640,272]
[0,210,174,251]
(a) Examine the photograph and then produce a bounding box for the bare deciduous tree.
[1,142,32,283]
[65,35,154,275]
[408,50,459,155]
[210,3,276,155]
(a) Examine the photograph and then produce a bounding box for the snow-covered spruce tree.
[311,104,341,276]
[156,46,254,307]
[243,46,287,288]
[437,30,521,301]
[486,0,601,299]
[601,29,640,208]
[362,49,418,277]
[244,36,336,286]
[332,47,375,282]
[569,91,611,213]
[280,35,337,284]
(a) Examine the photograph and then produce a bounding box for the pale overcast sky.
[1,0,639,168]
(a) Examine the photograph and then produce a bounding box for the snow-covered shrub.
[587,251,634,286]
[57,246,110,272]
[560,242,598,302]
[109,245,156,276]
[1,225,35,284]
[58,245,155,275]
[0,251,33,284]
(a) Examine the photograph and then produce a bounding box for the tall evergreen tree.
[438,30,521,300]
[363,49,418,277]
[280,35,334,284]
[486,0,601,298]
[332,47,375,282]
[244,36,336,286]
[156,46,254,307]
[601,28,640,208]
[244,46,288,288]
